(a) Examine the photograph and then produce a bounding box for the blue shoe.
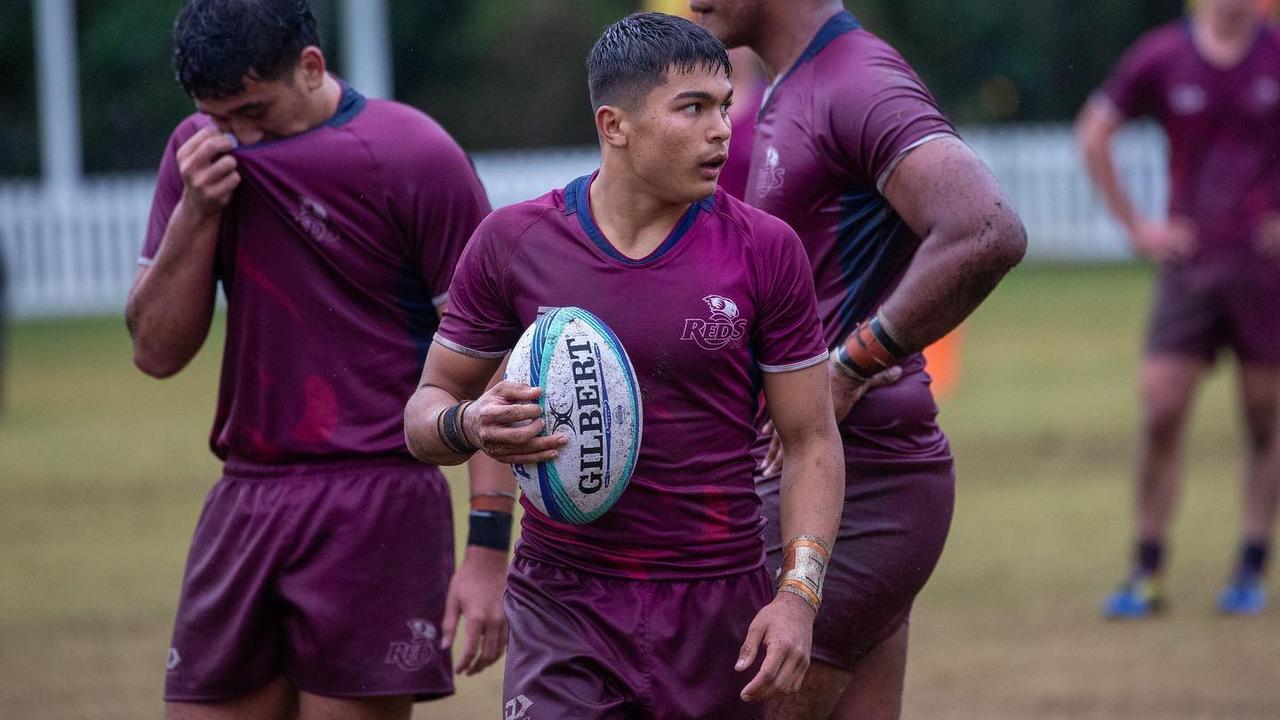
[1102,575,1165,619]
[1218,575,1267,616]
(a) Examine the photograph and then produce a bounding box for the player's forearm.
[468,453,517,499]
[404,384,477,466]
[1077,111,1141,234]
[125,197,220,378]
[777,427,843,551]
[873,203,1025,354]
[465,452,518,554]
[1083,141,1141,235]
[775,423,843,613]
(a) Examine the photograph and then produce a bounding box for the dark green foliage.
[0,0,1185,176]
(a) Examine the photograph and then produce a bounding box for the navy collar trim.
[327,83,366,128]
[758,11,862,119]
[564,173,713,266]
[232,80,365,151]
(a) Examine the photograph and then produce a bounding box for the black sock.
[1136,539,1164,577]
[1240,540,1269,577]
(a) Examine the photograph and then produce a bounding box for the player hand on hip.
[442,544,509,676]
[1256,213,1280,259]
[462,380,568,465]
[176,127,241,217]
[830,361,901,426]
[736,591,815,702]
[758,363,901,476]
[1131,217,1196,263]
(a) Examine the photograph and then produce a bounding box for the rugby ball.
[505,307,642,524]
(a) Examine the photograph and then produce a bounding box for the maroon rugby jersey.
[1101,20,1280,257]
[436,174,828,579]
[747,11,956,351]
[142,84,491,464]
[745,11,956,466]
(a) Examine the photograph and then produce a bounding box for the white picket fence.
[0,123,1167,319]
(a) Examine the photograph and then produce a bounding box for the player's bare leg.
[765,660,848,720]
[165,676,296,720]
[1238,363,1280,543]
[829,622,907,720]
[297,691,412,720]
[1105,355,1208,617]
[765,622,907,720]
[1135,355,1208,543]
[1219,362,1280,613]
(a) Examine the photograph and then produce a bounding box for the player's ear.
[595,105,629,149]
[298,46,327,91]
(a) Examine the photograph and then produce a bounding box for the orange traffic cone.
[923,329,963,399]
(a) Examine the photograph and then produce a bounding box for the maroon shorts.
[502,555,770,720]
[1148,253,1280,365]
[757,361,955,672]
[164,457,455,702]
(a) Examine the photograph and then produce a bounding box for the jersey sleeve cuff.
[432,333,509,360]
[875,131,958,194]
[137,256,155,267]
[431,292,450,308]
[758,350,829,374]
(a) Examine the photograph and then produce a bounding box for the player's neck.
[1193,11,1260,68]
[307,74,345,129]
[589,166,693,260]
[752,2,844,82]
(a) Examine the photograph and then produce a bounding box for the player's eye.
[681,103,702,115]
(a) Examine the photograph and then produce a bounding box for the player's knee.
[1141,401,1186,444]
[1140,379,1192,436]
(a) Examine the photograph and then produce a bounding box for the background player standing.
[405,13,845,719]
[1078,0,1280,618]
[693,1,1028,718]
[125,1,497,717]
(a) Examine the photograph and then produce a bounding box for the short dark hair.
[587,12,731,111]
[173,0,321,99]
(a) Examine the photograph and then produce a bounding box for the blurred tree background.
[0,0,1186,177]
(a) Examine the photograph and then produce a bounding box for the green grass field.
[1,264,1277,719]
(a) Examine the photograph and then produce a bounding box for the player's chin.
[692,162,724,192]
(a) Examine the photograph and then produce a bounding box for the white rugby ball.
[505,307,642,524]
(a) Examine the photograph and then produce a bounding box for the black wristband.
[440,402,477,456]
[868,314,907,358]
[831,344,871,380]
[467,510,513,551]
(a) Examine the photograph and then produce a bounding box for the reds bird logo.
[755,146,786,198]
[681,295,748,351]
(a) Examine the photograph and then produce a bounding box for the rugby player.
[125,1,495,717]
[1078,0,1280,617]
[404,13,844,719]
[694,1,1028,718]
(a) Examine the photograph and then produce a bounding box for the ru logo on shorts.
[504,694,534,720]
[384,619,437,672]
[681,295,748,351]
